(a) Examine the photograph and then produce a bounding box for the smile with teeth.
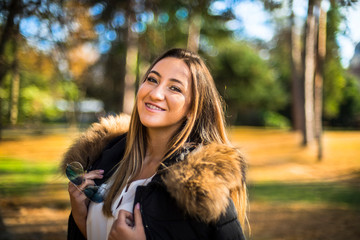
[146,103,165,111]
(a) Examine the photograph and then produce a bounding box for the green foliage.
[61,80,80,102]
[328,73,360,127]
[208,39,288,125]
[324,58,346,117]
[20,85,61,121]
[323,1,347,119]
[263,111,290,128]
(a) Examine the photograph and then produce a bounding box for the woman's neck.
[134,129,173,180]
[145,129,173,163]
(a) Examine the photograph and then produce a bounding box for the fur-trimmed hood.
[61,114,246,223]
[162,143,246,223]
[60,114,130,171]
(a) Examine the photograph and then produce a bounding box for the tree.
[314,1,327,160]
[289,0,305,132]
[209,39,288,126]
[0,0,80,135]
[303,0,318,145]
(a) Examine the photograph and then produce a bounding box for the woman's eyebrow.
[149,70,185,86]
[169,78,184,86]
[149,70,161,77]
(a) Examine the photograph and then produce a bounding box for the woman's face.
[137,57,192,133]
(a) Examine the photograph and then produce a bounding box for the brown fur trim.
[162,143,246,223]
[60,113,130,172]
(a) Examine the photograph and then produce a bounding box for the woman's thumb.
[134,203,143,227]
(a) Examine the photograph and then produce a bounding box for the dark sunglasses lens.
[66,163,84,186]
[83,185,104,203]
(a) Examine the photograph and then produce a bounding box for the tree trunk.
[315,1,326,160]
[10,60,20,126]
[303,0,317,145]
[0,0,21,140]
[122,11,138,115]
[0,0,20,85]
[187,14,202,53]
[290,0,305,132]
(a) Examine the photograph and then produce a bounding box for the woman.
[62,48,248,240]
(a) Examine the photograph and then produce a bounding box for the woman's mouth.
[145,103,165,111]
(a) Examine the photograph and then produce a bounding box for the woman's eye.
[147,77,157,83]
[170,86,182,93]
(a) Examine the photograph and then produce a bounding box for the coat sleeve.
[212,199,247,240]
[67,212,86,240]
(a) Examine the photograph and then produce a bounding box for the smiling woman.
[62,48,248,240]
[137,57,192,134]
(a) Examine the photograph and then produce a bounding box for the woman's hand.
[108,203,146,240]
[68,169,104,237]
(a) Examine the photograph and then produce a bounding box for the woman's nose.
[149,85,165,100]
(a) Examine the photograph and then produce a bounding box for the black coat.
[63,115,247,240]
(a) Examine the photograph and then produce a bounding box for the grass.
[0,156,64,197]
[249,181,360,209]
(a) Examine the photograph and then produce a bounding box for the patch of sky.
[131,22,147,33]
[98,41,111,54]
[136,11,154,24]
[0,12,5,24]
[13,14,21,25]
[20,16,40,38]
[338,2,360,67]
[89,3,105,16]
[37,4,49,14]
[158,12,169,24]
[209,1,228,16]
[38,20,51,38]
[20,17,61,51]
[51,22,68,42]
[293,0,308,19]
[49,2,63,17]
[37,39,53,52]
[105,30,117,41]
[232,0,274,42]
[95,23,106,34]
[338,35,356,67]
[225,19,242,31]
[176,7,188,20]
[112,12,125,28]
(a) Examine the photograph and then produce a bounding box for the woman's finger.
[78,178,95,191]
[68,182,83,196]
[133,203,143,228]
[84,169,104,180]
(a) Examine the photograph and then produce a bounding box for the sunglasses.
[66,162,105,203]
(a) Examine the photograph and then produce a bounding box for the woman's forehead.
[151,57,191,80]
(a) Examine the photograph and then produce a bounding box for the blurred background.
[0,0,359,239]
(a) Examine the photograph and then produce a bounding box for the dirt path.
[248,203,360,240]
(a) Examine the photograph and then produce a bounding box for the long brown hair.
[103,48,247,226]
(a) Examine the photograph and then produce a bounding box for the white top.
[87,176,153,240]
